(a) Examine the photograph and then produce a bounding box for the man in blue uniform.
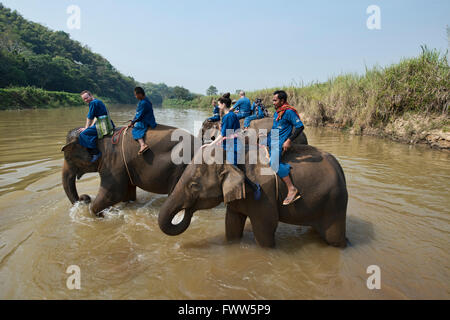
[207,99,220,122]
[128,87,157,155]
[268,90,305,206]
[78,90,115,163]
[230,91,252,120]
[243,98,266,129]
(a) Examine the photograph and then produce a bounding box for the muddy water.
[0,105,448,300]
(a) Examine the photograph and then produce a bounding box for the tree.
[173,86,191,100]
[206,85,218,96]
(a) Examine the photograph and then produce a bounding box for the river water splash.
[0,105,448,299]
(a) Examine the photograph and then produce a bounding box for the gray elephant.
[62,125,199,215]
[158,143,348,248]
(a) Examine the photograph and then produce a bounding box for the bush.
[0,86,84,109]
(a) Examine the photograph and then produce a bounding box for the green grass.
[0,86,120,110]
[0,86,85,109]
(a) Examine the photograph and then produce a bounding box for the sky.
[2,0,449,94]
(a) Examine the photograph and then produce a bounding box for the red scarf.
[276,104,300,121]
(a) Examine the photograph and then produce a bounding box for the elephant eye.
[189,182,201,192]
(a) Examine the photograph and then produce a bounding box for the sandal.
[138,146,150,155]
[283,190,302,206]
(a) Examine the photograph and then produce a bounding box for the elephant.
[199,117,308,145]
[62,125,199,216]
[158,142,348,248]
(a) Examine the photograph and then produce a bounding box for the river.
[0,104,448,299]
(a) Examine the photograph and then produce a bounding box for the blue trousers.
[236,111,251,120]
[266,137,291,179]
[243,114,264,128]
[78,126,99,153]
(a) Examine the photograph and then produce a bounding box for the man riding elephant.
[128,87,157,155]
[266,90,305,206]
[77,90,115,163]
[230,91,252,120]
[62,122,201,216]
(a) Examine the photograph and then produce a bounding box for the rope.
[112,126,128,145]
[113,126,135,186]
[262,145,279,201]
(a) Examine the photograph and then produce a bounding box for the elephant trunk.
[158,196,194,236]
[62,160,79,204]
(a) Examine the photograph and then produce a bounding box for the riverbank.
[0,87,122,110]
[0,87,84,109]
[194,48,449,150]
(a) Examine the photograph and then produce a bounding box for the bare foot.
[283,188,302,206]
[138,145,150,155]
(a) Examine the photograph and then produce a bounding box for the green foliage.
[173,86,192,100]
[0,86,84,109]
[162,98,197,109]
[139,82,197,105]
[206,85,218,96]
[0,4,136,103]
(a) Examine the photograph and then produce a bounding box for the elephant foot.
[79,194,92,204]
[95,211,105,218]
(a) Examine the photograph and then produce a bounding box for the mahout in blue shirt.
[132,97,157,140]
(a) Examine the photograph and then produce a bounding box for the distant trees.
[140,82,196,104]
[0,4,136,103]
[0,4,199,104]
[206,85,218,96]
[173,86,193,100]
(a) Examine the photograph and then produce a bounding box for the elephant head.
[61,128,99,204]
[158,147,246,236]
[199,120,220,144]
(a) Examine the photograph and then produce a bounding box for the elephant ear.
[220,164,246,204]
[61,141,77,152]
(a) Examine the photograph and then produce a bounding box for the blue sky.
[2,0,449,94]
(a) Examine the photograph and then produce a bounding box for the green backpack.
[96,114,114,139]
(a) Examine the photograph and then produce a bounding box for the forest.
[0,4,195,108]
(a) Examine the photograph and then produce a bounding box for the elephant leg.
[317,213,347,248]
[225,207,247,242]
[123,184,137,203]
[91,184,127,217]
[249,215,278,248]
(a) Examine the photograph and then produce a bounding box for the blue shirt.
[87,99,108,120]
[221,111,240,150]
[272,109,304,146]
[133,97,157,129]
[213,105,220,117]
[233,97,252,114]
